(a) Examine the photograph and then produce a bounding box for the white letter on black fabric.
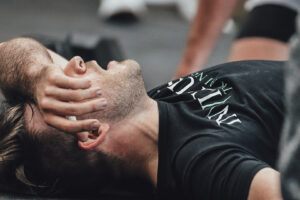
[207,105,241,126]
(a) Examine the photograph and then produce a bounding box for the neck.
[107,97,159,186]
[130,98,159,185]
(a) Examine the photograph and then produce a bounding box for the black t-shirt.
[147,60,285,200]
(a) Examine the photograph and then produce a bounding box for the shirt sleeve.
[174,137,270,200]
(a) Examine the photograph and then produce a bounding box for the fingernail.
[96,90,102,96]
[98,99,107,108]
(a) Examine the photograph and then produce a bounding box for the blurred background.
[1,1,299,199]
[0,0,246,97]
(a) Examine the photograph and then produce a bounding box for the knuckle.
[65,78,73,87]
[90,89,97,97]
[39,98,49,108]
[72,92,82,101]
[67,106,79,115]
[60,126,69,132]
[63,123,72,132]
[92,102,100,111]
[43,114,57,127]
[86,79,92,86]
[81,122,89,130]
[48,72,57,83]
[44,86,52,96]
[81,80,90,88]
[43,115,49,123]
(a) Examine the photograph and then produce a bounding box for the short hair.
[0,102,117,196]
[0,102,28,193]
[0,37,53,104]
[0,37,140,196]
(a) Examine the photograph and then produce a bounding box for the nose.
[64,56,87,77]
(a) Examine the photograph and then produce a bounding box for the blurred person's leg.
[279,12,300,200]
[174,0,239,79]
[229,2,297,61]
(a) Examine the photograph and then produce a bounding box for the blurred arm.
[175,0,239,78]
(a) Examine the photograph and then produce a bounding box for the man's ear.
[64,56,86,77]
[78,123,110,150]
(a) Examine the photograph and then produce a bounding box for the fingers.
[40,97,107,116]
[77,132,89,142]
[43,112,100,133]
[48,72,91,89]
[51,56,89,89]
[36,57,105,135]
[44,86,102,102]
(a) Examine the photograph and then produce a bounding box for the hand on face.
[35,56,107,139]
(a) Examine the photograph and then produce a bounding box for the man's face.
[23,58,146,181]
[77,59,146,123]
[25,58,146,132]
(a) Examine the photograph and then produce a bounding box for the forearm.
[181,0,239,67]
[248,168,282,200]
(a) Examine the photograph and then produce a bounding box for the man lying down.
[0,37,283,199]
